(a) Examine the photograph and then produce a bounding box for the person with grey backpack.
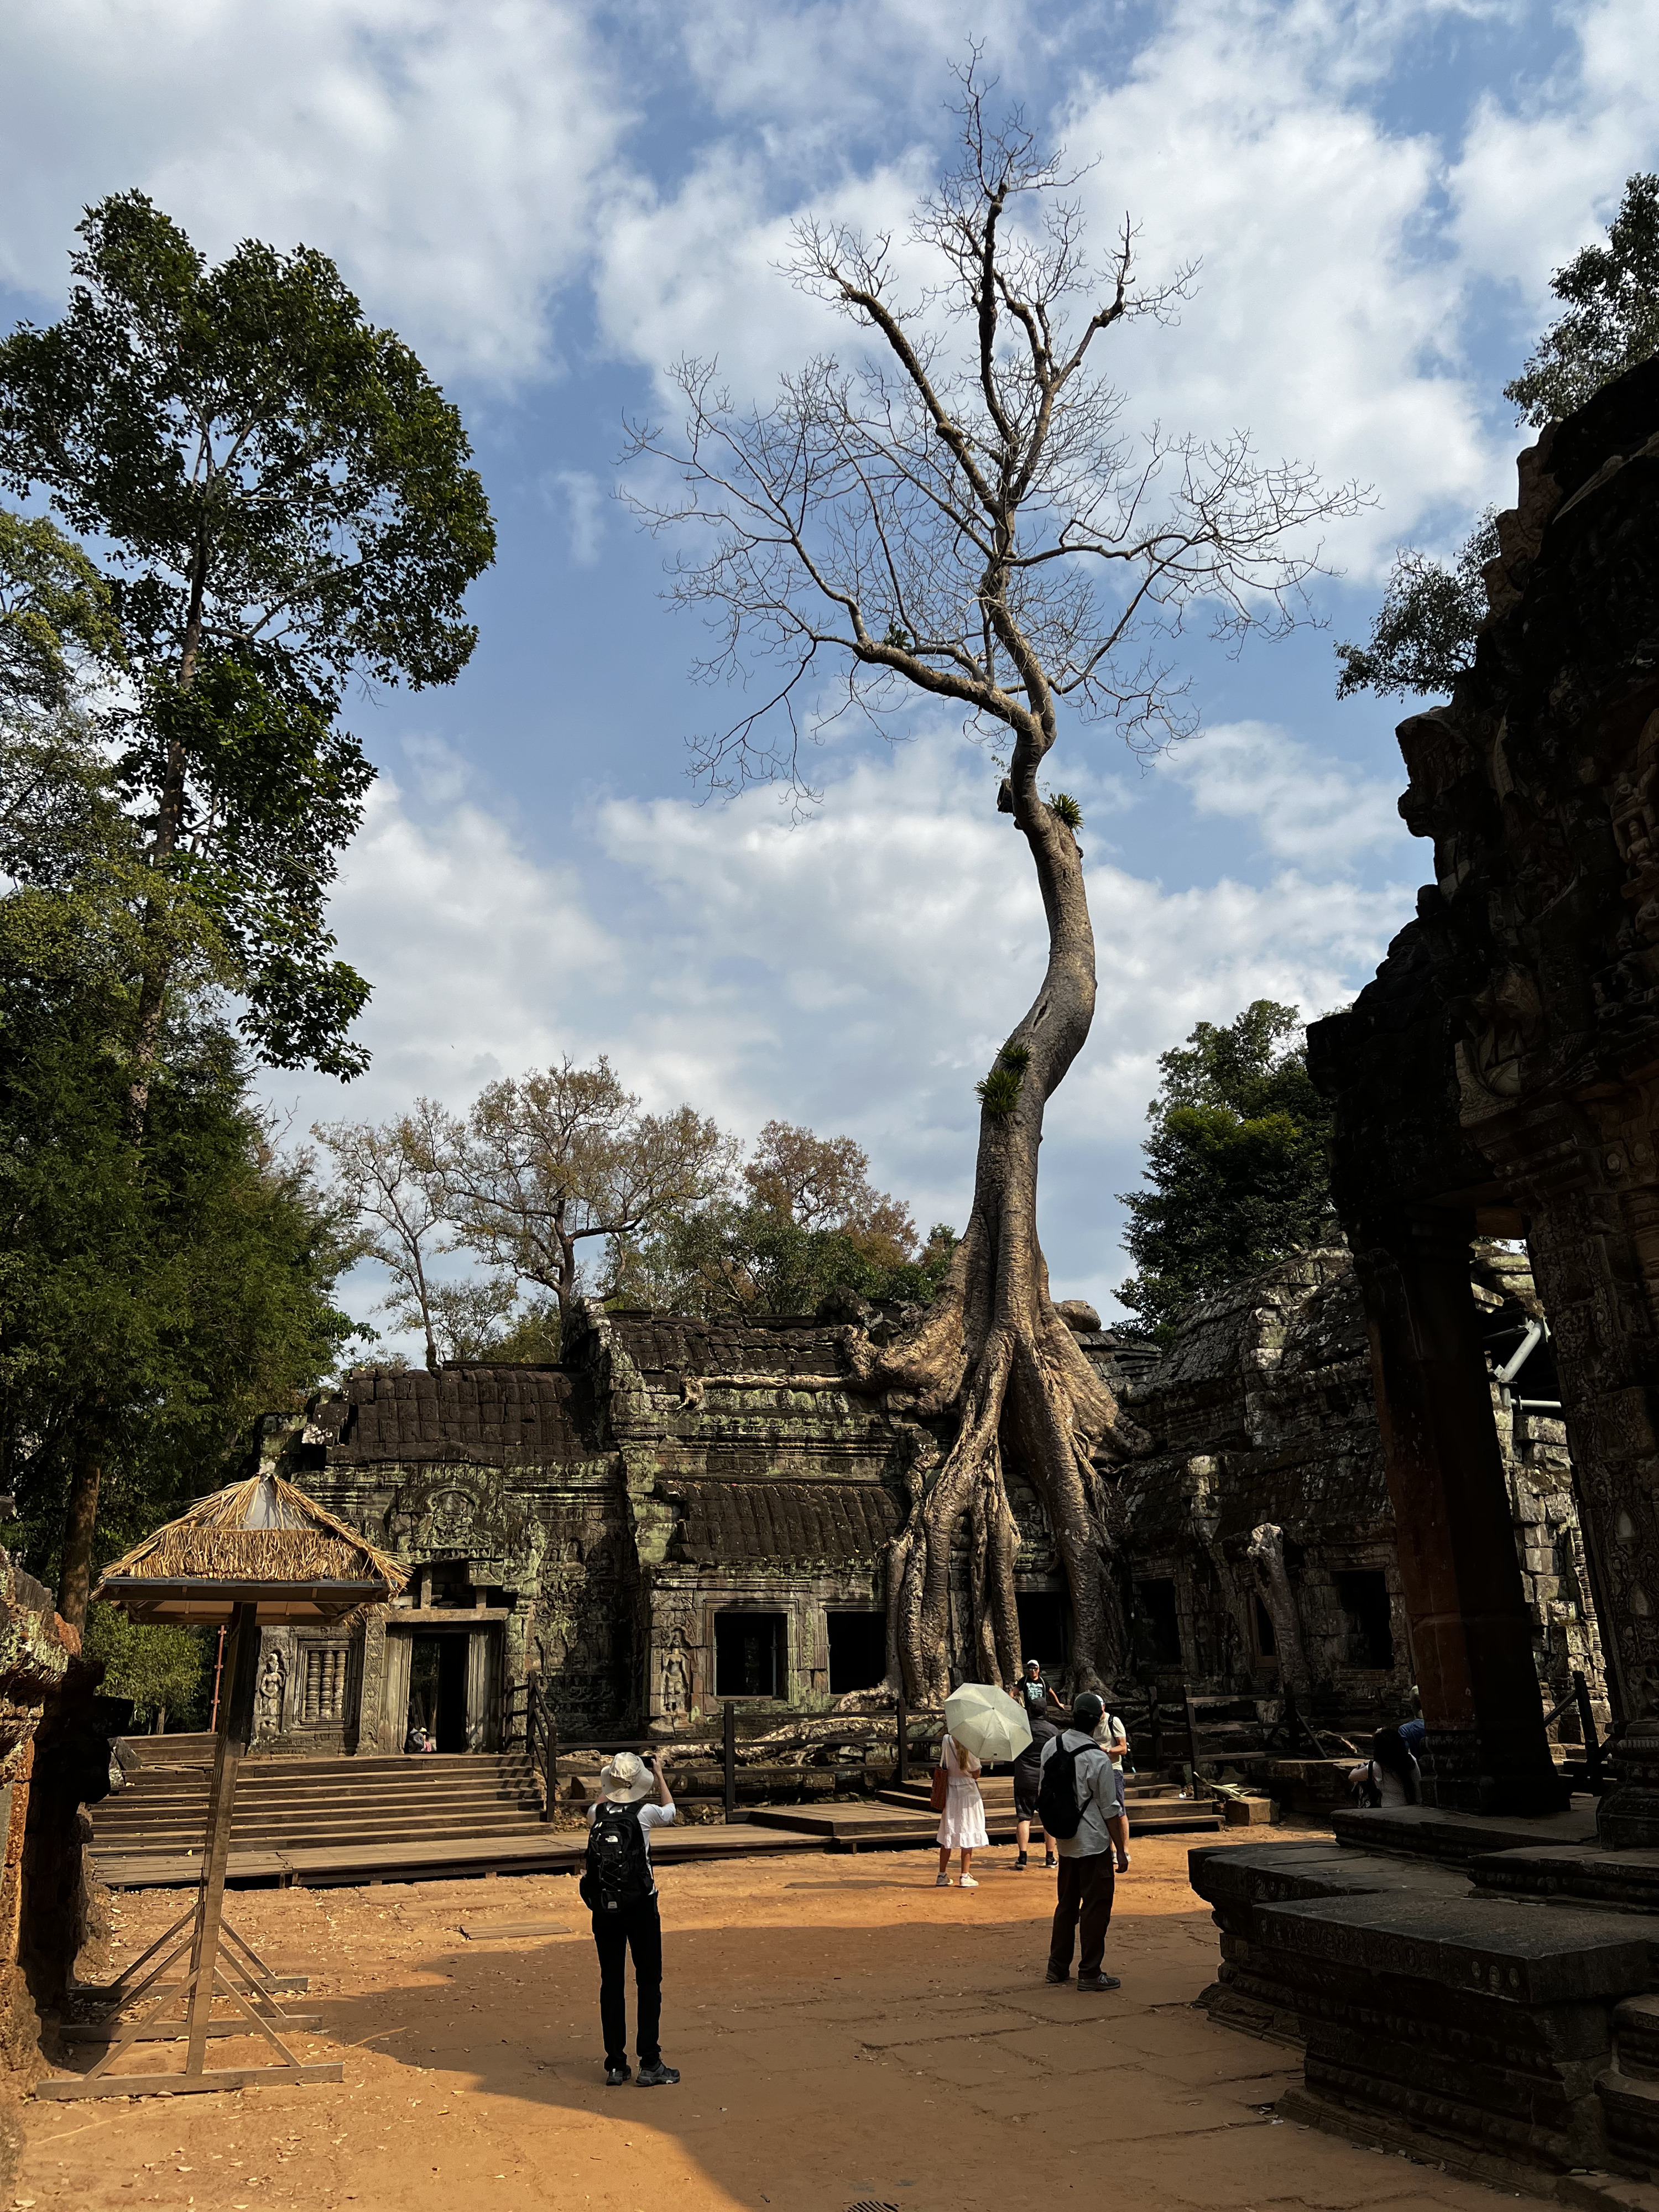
[1036,1692,1131,1991]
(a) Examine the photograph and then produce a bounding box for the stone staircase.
[91,1747,548,1882]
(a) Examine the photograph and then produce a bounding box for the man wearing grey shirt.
[1039,1691,1131,1991]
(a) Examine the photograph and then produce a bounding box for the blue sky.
[3,0,1657,1346]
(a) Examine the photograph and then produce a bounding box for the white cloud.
[1053,0,1498,576]
[0,0,629,380]
[546,469,608,566]
[1449,0,1659,304]
[273,726,1408,1336]
[1156,719,1409,865]
[592,0,1531,587]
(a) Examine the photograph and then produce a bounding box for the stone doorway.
[382,1623,501,1752]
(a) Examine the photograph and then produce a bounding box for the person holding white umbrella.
[934,1684,1032,1888]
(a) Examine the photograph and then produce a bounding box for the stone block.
[1257,1887,1654,2010]
[1223,1796,1275,1824]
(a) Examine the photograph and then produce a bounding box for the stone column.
[354,1609,386,1756]
[465,1629,494,1751]
[1353,1206,1566,1814]
[1522,1153,1659,1844]
[379,1630,412,1754]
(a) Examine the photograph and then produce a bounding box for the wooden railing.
[495,1686,945,1822]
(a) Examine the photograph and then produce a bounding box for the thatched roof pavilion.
[95,1471,408,1625]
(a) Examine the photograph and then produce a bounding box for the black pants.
[1048,1851,1116,1979]
[593,1895,662,2067]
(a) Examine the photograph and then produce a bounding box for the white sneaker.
[935,1871,950,1886]
[958,1875,979,1888]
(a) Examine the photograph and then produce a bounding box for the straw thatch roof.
[95,1472,408,1597]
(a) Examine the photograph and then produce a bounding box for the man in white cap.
[583,1749,679,2086]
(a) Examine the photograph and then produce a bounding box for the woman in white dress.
[936,1731,989,1887]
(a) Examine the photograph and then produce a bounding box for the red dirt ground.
[16,1830,1549,2212]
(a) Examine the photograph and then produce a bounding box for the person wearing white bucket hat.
[582,1749,679,2086]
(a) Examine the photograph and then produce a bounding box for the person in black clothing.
[1015,1659,1064,1721]
[588,1751,680,2087]
[1011,1707,1060,1870]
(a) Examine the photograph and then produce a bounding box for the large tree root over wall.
[847,816,1149,1703]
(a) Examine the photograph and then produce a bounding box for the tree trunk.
[1246,1522,1313,1699]
[127,541,208,1136]
[853,755,1147,1702]
[56,1418,104,1634]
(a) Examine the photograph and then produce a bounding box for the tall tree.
[626,74,1355,1695]
[439,1058,735,1327]
[744,1120,916,1262]
[0,191,492,1608]
[0,724,359,1624]
[1337,173,1659,703]
[1114,1001,1337,1340]
[0,190,494,1095]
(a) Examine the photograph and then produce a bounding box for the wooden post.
[185,1604,260,2074]
[208,1626,227,1734]
[1574,1671,1605,1796]
[723,1700,737,1820]
[895,1691,909,1786]
[1149,1682,1162,1772]
[544,1703,558,1825]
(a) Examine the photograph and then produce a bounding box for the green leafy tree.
[0,509,121,712]
[1333,512,1500,701]
[82,1605,207,1729]
[0,190,494,1093]
[1506,172,1659,426]
[1338,174,1659,704]
[0,722,360,1623]
[0,192,491,1611]
[1115,1001,1337,1339]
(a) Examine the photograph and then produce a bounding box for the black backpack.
[1036,1735,1094,1841]
[580,1803,653,1913]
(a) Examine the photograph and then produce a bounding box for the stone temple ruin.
[208,351,1657,2193]
[246,1243,1604,1824]
[1118,1243,1605,1814]
[1192,353,1659,2192]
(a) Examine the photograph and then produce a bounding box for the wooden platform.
[93,1820,827,1891]
[92,1751,1222,1888]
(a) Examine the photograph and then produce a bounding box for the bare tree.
[441,1057,736,1324]
[625,73,1361,1698]
[314,1103,456,1374]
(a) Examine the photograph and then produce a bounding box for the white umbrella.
[943,1682,1032,1765]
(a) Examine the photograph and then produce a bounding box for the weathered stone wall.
[1103,1247,1606,1751]
[251,1251,1605,1766]
[1307,352,1659,1827]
